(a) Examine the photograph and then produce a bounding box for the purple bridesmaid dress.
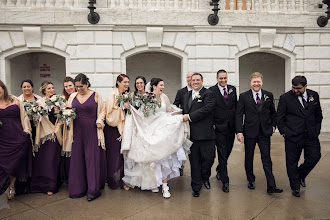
[0,105,32,195]
[104,124,124,189]
[30,108,61,194]
[68,92,106,200]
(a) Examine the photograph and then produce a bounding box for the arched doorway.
[9,52,66,96]
[239,52,286,107]
[126,52,181,102]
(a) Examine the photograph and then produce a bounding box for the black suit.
[209,84,237,184]
[277,89,322,191]
[183,87,216,192]
[174,86,189,109]
[236,89,277,188]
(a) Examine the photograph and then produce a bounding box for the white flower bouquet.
[23,100,49,127]
[133,92,161,117]
[45,94,67,112]
[56,107,77,130]
[116,91,133,114]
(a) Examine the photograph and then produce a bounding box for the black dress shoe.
[216,172,221,180]
[87,197,94,202]
[292,189,300,197]
[267,186,283,194]
[192,191,200,197]
[204,181,211,190]
[300,179,306,187]
[222,183,229,193]
[179,168,184,176]
[248,182,255,190]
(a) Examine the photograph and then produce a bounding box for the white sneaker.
[151,188,159,193]
[162,185,171,198]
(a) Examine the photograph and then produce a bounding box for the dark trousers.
[285,134,321,191]
[244,132,276,188]
[189,139,215,192]
[215,130,235,184]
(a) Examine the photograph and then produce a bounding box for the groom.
[183,73,216,197]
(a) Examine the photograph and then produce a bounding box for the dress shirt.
[251,89,262,104]
[217,84,228,97]
[298,90,308,108]
[188,87,203,122]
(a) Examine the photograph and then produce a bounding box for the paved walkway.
[1,133,330,219]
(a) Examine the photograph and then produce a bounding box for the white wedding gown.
[121,93,191,190]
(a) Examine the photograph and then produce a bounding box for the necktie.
[223,88,228,99]
[256,93,260,105]
[301,95,308,109]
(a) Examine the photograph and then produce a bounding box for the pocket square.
[197,99,202,103]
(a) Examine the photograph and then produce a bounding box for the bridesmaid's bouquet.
[23,100,49,126]
[116,91,133,114]
[45,94,66,112]
[133,92,161,117]
[56,107,76,130]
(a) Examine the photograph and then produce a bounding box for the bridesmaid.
[133,76,146,96]
[59,77,76,184]
[30,81,62,195]
[63,73,106,201]
[104,74,130,190]
[0,80,32,199]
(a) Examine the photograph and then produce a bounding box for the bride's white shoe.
[151,188,159,193]
[162,184,171,198]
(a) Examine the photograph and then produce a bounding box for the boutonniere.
[228,88,233,94]
[308,95,314,102]
[194,92,201,100]
[264,94,269,101]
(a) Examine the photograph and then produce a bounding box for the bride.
[121,78,191,198]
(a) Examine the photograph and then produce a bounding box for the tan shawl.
[62,91,105,157]
[17,94,42,102]
[34,97,63,152]
[9,95,32,136]
[105,88,126,135]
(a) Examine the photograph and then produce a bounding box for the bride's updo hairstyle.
[74,73,91,87]
[150,78,163,92]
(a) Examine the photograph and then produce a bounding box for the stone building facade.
[0,0,329,131]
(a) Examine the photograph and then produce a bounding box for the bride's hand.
[123,102,130,109]
[96,123,102,129]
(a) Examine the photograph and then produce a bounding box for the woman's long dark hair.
[134,76,146,95]
[62,77,75,100]
[74,73,91,87]
[0,80,13,103]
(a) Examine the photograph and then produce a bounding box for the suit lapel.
[249,90,258,112]
[215,84,227,106]
[190,87,205,110]
[292,91,306,115]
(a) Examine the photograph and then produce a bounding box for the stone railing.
[0,0,319,13]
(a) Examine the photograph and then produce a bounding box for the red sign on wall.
[40,74,51,78]
[40,64,51,72]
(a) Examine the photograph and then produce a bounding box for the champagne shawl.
[105,88,126,135]
[17,94,42,102]
[10,95,32,136]
[62,91,105,157]
[34,97,63,152]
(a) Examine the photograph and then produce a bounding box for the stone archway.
[239,52,286,104]
[126,51,181,102]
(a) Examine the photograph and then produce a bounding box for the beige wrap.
[34,97,63,152]
[17,94,42,102]
[10,95,32,137]
[62,91,105,157]
[105,88,126,135]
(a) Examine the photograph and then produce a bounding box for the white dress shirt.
[217,84,228,97]
[251,89,262,104]
[298,90,308,108]
[188,87,203,122]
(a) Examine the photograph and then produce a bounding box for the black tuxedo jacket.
[173,86,188,109]
[277,89,323,142]
[209,84,237,133]
[235,89,276,138]
[183,87,216,141]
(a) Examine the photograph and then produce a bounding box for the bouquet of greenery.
[133,92,161,117]
[23,100,48,126]
[56,107,76,130]
[45,94,66,112]
[116,91,132,114]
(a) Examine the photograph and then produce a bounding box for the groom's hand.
[183,114,189,122]
[237,134,244,143]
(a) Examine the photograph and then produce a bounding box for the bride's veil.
[145,82,152,93]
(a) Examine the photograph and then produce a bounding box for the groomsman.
[236,72,283,194]
[277,76,322,197]
[183,73,216,197]
[174,72,193,176]
[174,72,194,109]
[209,69,237,193]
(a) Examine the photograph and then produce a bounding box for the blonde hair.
[39,81,53,95]
[250,72,263,80]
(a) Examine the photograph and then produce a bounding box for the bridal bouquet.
[23,100,49,127]
[116,91,133,114]
[45,94,66,112]
[133,92,161,117]
[56,107,76,130]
